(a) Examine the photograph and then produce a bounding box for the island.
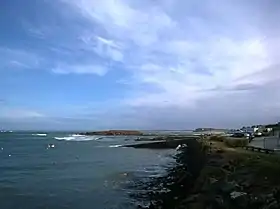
[79,130,143,136]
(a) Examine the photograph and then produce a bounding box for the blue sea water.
[0,131,175,209]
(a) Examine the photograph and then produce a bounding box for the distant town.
[194,122,280,137]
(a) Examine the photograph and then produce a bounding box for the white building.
[241,127,259,133]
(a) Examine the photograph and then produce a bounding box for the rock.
[184,194,200,203]
[230,191,247,199]
[176,144,182,151]
[209,178,218,184]
[222,164,231,171]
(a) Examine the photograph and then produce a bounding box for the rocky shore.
[130,137,280,209]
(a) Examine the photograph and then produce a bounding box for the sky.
[0,0,280,130]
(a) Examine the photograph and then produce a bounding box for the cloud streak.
[0,47,42,70]
[52,64,109,76]
[0,107,45,120]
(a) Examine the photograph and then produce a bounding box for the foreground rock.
[80,130,143,136]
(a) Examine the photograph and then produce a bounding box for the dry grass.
[208,135,227,142]
[206,134,249,148]
[187,143,280,208]
[224,137,249,147]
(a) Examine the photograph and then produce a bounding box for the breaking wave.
[54,134,100,141]
[32,133,47,136]
[109,145,123,148]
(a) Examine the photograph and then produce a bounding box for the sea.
[0,131,177,209]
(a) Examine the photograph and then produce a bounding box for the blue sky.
[1,0,280,130]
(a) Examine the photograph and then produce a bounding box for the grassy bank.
[131,137,280,209]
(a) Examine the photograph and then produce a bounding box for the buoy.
[47,144,55,149]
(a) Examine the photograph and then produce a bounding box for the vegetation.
[208,135,249,147]
[224,138,249,147]
[209,135,227,142]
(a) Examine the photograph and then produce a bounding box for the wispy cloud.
[52,64,108,76]
[0,47,42,70]
[0,107,45,120]
[79,34,124,62]
[64,1,274,99]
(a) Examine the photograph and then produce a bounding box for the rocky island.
[79,130,143,136]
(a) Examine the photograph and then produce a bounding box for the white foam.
[71,134,85,137]
[109,145,123,148]
[54,135,98,141]
[32,133,47,136]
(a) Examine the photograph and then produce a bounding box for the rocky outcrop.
[80,130,143,136]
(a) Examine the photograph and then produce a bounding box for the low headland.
[79,130,144,136]
[129,135,280,208]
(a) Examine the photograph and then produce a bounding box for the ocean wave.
[32,133,47,136]
[54,134,99,141]
[71,134,85,137]
[109,145,123,148]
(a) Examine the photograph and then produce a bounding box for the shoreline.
[131,137,280,208]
